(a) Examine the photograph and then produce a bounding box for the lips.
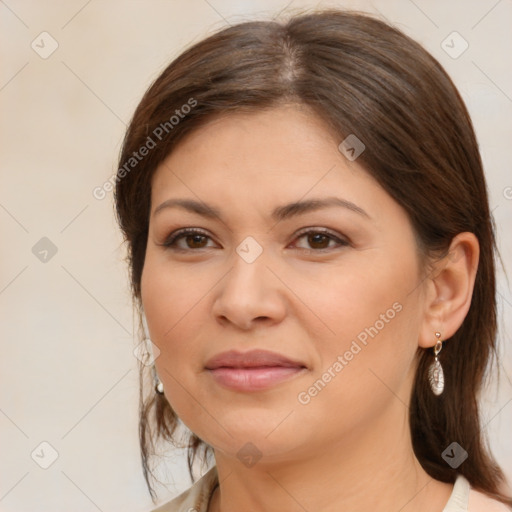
[205,349,306,370]
[205,349,307,391]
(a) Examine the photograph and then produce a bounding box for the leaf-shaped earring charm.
[428,332,444,396]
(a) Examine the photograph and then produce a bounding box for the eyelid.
[290,226,349,250]
[292,226,347,241]
[159,227,214,248]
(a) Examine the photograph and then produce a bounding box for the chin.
[193,413,311,460]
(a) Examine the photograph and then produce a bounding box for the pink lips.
[205,349,307,391]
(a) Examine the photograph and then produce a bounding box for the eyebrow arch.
[153,196,370,221]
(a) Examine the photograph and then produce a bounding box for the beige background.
[1,1,511,511]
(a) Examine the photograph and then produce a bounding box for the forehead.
[156,106,337,174]
[149,106,393,225]
[157,107,350,178]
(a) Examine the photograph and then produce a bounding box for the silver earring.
[428,332,444,396]
[152,365,164,395]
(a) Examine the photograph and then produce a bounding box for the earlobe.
[418,232,480,348]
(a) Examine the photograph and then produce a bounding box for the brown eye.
[162,228,215,250]
[184,234,209,249]
[161,227,348,253]
[293,229,349,251]
[306,233,331,249]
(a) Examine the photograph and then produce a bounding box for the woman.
[114,9,511,512]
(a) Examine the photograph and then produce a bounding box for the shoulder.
[444,473,511,512]
[468,488,511,512]
[150,466,219,512]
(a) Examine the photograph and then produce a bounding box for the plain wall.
[1,0,511,510]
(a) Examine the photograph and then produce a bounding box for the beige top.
[151,466,510,512]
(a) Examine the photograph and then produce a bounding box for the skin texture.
[141,105,479,512]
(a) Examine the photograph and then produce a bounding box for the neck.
[209,401,453,512]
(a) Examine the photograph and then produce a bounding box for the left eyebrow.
[152,196,371,221]
[271,197,370,221]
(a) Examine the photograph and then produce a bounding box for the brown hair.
[114,9,511,506]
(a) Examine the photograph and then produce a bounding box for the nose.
[211,249,287,331]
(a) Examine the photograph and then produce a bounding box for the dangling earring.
[152,365,164,395]
[428,332,444,396]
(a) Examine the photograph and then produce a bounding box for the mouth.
[205,349,307,392]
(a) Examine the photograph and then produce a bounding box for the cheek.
[293,274,419,443]
[296,253,421,398]
[140,251,215,393]
[292,257,409,351]
[141,259,210,427]
[141,250,212,344]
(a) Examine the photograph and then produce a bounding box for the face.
[141,105,427,464]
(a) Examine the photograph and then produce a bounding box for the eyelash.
[160,227,349,253]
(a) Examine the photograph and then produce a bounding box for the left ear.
[418,232,480,348]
